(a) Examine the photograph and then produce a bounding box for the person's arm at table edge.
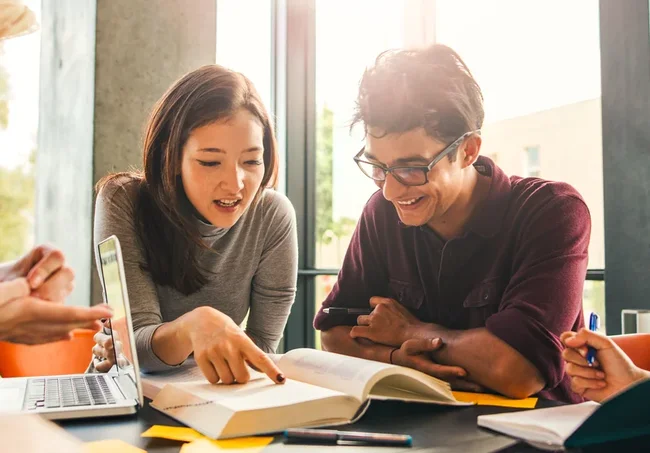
[415,325,544,398]
[321,326,394,363]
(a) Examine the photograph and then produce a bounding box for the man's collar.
[465,156,511,238]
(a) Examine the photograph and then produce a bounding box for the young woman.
[91,65,298,385]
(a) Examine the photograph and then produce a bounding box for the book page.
[478,401,600,445]
[279,348,398,401]
[141,358,265,399]
[370,372,460,405]
[187,378,352,412]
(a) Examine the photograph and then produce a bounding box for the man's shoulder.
[508,176,588,214]
[363,190,398,220]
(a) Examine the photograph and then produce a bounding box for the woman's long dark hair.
[97,65,278,295]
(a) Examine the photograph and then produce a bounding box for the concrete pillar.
[37,1,216,306]
[37,0,97,308]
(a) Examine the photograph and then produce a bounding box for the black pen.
[322,307,372,315]
[284,428,412,447]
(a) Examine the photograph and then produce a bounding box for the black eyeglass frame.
[353,130,480,186]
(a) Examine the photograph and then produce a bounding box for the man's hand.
[0,245,74,302]
[0,279,113,345]
[92,323,129,372]
[561,329,650,402]
[393,338,484,391]
[391,337,471,383]
[350,297,426,347]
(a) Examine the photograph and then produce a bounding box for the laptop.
[0,235,143,420]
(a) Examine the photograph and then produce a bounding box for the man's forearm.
[321,326,394,363]
[417,325,544,398]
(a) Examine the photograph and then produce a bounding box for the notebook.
[478,378,650,449]
[143,348,472,439]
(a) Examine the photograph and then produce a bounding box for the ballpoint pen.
[284,428,412,447]
[586,312,599,366]
[323,307,372,315]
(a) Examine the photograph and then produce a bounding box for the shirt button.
[483,293,489,300]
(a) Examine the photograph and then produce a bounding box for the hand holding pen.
[561,314,650,402]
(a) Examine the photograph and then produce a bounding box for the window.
[0,0,40,261]
[485,153,499,165]
[434,0,605,324]
[216,0,273,110]
[313,1,433,344]
[216,0,282,191]
[523,146,541,177]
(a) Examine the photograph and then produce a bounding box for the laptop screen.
[97,237,136,376]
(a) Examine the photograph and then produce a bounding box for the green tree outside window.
[0,42,35,261]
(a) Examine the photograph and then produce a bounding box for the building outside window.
[523,146,541,177]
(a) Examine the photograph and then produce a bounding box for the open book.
[143,348,471,439]
[478,378,650,449]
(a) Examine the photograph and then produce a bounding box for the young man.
[314,44,590,403]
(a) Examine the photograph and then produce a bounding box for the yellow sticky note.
[142,426,273,452]
[141,425,205,443]
[213,437,274,450]
[84,439,146,453]
[180,437,274,453]
[453,391,538,408]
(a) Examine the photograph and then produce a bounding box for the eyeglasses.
[353,130,480,187]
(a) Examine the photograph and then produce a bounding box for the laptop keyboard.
[24,375,118,410]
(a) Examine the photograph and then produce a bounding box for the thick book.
[143,348,471,439]
[478,378,650,449]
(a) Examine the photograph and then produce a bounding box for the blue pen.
[586,312,600,366]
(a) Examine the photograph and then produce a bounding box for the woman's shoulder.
[95,172,143,208]
[259,189,296,221]
[239,189,296,236]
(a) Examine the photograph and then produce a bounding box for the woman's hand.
[185,306,285,385]
[561,328,650,402]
